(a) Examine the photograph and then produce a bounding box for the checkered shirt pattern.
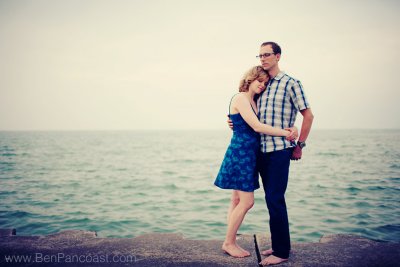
[257,71,310,153]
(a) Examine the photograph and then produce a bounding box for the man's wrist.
[297,141,306,149]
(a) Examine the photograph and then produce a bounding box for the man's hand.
[285,126,298,141]
[227,115,233,130]
[291,145,302,160]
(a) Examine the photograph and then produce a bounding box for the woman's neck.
[244,91,256,103]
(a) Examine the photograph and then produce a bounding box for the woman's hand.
[285,126,298,141]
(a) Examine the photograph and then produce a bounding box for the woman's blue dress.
[214,97,260,192]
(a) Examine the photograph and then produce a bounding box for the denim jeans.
[258,148,293,259]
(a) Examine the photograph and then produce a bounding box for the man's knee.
[265,192,285,208]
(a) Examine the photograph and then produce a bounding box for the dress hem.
[214,183,259,193]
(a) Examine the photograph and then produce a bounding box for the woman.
[214,66,297,258]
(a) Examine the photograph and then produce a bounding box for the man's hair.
[261,41,282,55]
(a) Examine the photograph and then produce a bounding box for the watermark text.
[4,252,144,264]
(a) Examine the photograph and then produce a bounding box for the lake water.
[0,130,399,243]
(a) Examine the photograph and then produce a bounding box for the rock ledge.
[0,229,399,266]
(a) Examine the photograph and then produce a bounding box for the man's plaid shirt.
[257,71,310,153]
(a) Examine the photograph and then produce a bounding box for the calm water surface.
[0,130,399,242]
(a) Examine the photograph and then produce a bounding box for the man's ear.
[276,53,281,62]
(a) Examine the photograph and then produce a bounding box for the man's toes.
[261,249,273,256]
[260,255,288,266]
[259,258,271,266]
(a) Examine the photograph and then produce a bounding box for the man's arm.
[227,115,233,130]
[291,108,314,160]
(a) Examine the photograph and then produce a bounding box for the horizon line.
[0,128,399,132]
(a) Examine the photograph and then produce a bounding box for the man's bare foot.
[261,248,273,256]
[222,243,250,258]
[260,255,288,266]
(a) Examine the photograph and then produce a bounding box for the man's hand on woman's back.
[227,115,233,130]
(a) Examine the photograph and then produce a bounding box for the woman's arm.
[234,95,290,137]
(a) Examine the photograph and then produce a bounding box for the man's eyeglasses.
[256,53,275,59]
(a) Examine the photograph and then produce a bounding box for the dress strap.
[250,104,257,116]
[228,93,240,116]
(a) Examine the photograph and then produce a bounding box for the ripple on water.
[0,210,34,219]
[372,225,400,242]
[386,177,400,182]
[354,201,373,208]
[192,189,214,195]
[1,152,17,157]
[346,186,361,194]
[350,213,372,220]
[367,185,388,191]
[18,222,55,234]
[0,190,17,196]
[326,202,341,208]
[356,221,369,226]
[323,218,341,224]
[0,161,16,172]
[162,170,176,175]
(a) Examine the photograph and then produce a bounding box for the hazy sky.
[1,0,399,130]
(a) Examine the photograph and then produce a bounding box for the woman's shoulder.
[230,93,248,114]
[232,92,249,105]
[229,93,244,114]
[232,92,246,102]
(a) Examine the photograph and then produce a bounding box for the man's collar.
[271,71,285,81]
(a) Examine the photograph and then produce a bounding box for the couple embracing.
[214,41,314,265]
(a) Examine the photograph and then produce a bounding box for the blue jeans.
[258,148,292,259]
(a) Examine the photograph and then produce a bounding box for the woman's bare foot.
[260,255,288,265]
[222,243,250,258]
[236,243,251,256]
[261,248,273,256]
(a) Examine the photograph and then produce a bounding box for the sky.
[0,0,399,130]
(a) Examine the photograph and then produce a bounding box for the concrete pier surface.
[0,229,399,266]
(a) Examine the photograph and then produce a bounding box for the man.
[229,42,314,265]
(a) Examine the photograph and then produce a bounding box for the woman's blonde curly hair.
[238,66,269,92]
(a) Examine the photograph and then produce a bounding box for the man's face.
[259,45,280,71]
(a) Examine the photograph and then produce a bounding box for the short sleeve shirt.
[257,71,310,153]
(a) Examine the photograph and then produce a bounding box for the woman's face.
[249,77,268,95]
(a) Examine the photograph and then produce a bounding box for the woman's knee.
[244,199,254,210]
[230,192,240,206]
[239,195,254,210]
